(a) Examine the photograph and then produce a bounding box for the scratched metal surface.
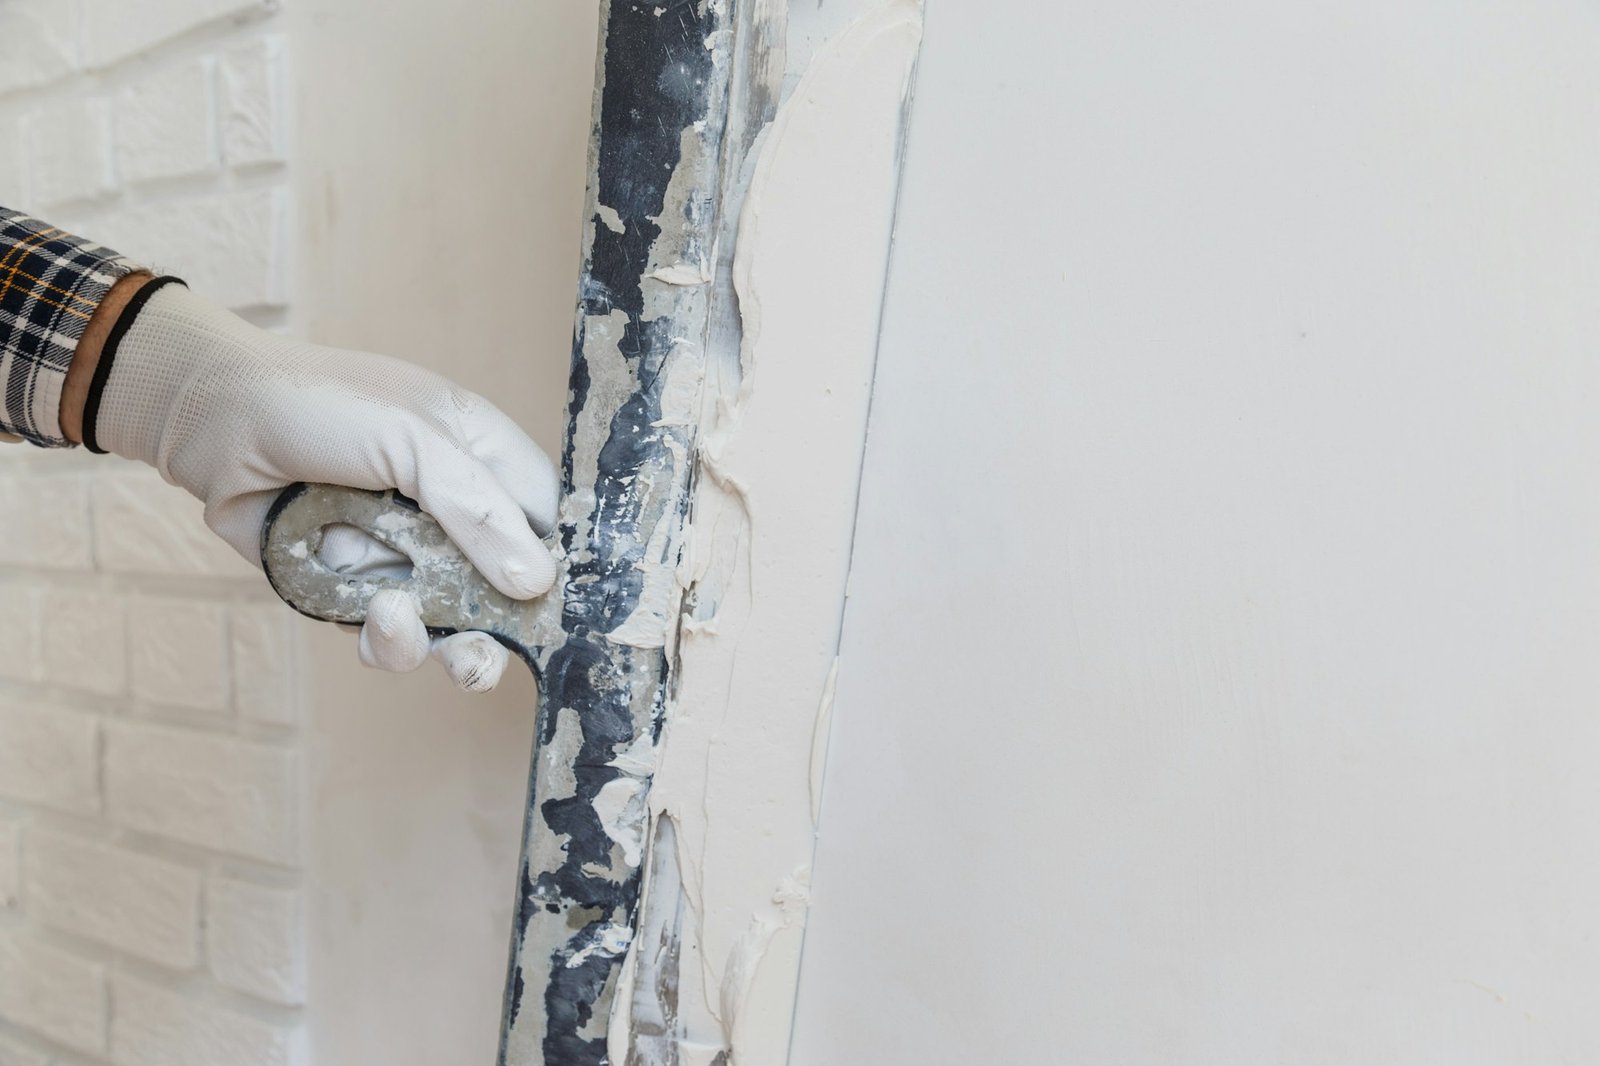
[497,2,738,1063]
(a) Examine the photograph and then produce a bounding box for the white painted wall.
[791,2,1600,1063]
[285,3,595,1065]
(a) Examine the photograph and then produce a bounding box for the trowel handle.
[259,483,548,655]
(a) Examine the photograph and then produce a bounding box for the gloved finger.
[357,588,431,673]
[319,523,414,580]
[406,441,558,601]
[430,631,510,693]
[458,402,561,535]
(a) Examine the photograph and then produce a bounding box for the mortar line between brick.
[0,9,285,114]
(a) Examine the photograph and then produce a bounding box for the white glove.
[94,280,558,692]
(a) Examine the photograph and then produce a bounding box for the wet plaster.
[612,3,926,1063]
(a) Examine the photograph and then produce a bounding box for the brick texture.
[0,585,41,683]
[0,701,99,815]
[231,604,296,724]
[26,830,202,969]
[82,0,275,69]
[206,876,305,1004]
[0,9,303,1063]
[220,37,286,166]
[112,977,304,1066]
[93,187,287,308]
[106,721,297,864]
[0,931,106,1056]
[25,98,113,207]
[0,1033,50,1066]
[0,816,19,907]
[0,473,92,569]
[0,0,77,95]
[117,60,219,183]
[40,589,126,696]
[129,598,230,712]
[0,117,23,203]
[92,468,257,579]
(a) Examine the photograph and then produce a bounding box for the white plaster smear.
[610,3,924,1062]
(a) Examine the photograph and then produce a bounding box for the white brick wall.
[116,59,219,184]
[112,976,305,1066]
[0,931,106,1056]
[93,186,288,308]
[0,116,22,209]
[81,0,277,70]
[0,2,303,1062]
[231,604,296,724]
[106,721,298,864]
[0,816,20,907]
[92,467,256,578]
[129,598,230,712]
[219,38,285,167]
[25,98,113,208]
[0,1,76,95]
[0,1033,49,1066]
[0,586,40,684]
[207,875,306,1005]
[40,589,125,696]
[25,830,202,968]
[0,473,92,569]
[0,701,99,816]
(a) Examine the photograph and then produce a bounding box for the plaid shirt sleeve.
[0,207,141,447]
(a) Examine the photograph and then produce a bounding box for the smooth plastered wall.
[791,2,1600,1063]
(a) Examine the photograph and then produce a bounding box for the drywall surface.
[791,1,1600,1063]
[617,4,922,1063]
[287,2,596,1064]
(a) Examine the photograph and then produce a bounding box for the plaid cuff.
[0,207,141,447]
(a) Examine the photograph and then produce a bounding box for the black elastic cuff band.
[83,275,186,455]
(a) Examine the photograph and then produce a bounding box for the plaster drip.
[808,659,840,826]
[613,4,925,1062]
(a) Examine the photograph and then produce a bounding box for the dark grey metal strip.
[498,3,739,1062]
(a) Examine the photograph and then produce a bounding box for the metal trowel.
[256,1,745,1062]
[261,483,563,668]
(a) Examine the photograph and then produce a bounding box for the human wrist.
[82,276,191,456]
[61,271,151,444]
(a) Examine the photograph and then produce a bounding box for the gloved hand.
[93,280,558,692]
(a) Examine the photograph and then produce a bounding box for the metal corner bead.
[499,2,739,1063]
